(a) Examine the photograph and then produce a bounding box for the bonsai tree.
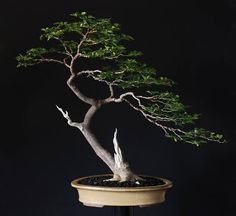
[17,12,225,182]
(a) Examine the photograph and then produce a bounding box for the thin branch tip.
[55,105,68,117]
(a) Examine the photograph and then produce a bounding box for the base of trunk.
[110,170,144,183]
[71,174,173,207]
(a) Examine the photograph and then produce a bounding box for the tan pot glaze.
[71,174,173,207]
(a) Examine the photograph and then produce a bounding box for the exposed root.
[105,129,146,183]
[104,178,118,182]
[103,174,145,184]
[103,174,120,182]
[113,128,126,172]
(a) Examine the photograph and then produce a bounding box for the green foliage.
[93,59,174,89]
[166,128,225,146]
[39,12,133,58]
[16,48,55,67]
[17,11,136,63]
[144,91,199,126]
[16,11,225,146]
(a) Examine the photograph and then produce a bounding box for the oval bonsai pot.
[71,174,173,207]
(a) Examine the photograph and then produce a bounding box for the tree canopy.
[16,12,225,146]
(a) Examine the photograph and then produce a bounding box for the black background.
[1,0,236,215]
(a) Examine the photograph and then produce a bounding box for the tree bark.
[80,124,116,172]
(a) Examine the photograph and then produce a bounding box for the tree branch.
[56,105,82,129]
[69,29,98,74]
[56,105,115,172]
[67,74,96,105]
[77,69,102,76]
[55,37,74,59]
[39,58,66,66]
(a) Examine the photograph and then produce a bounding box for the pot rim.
[71,174,173,192]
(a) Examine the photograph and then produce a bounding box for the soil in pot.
[78,175,165,187]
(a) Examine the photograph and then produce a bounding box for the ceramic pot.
[71,174,173,207]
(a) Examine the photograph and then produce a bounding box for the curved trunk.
[60,74,140,182]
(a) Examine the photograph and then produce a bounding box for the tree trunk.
[56,75,141,182]
[80,125,115,172]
